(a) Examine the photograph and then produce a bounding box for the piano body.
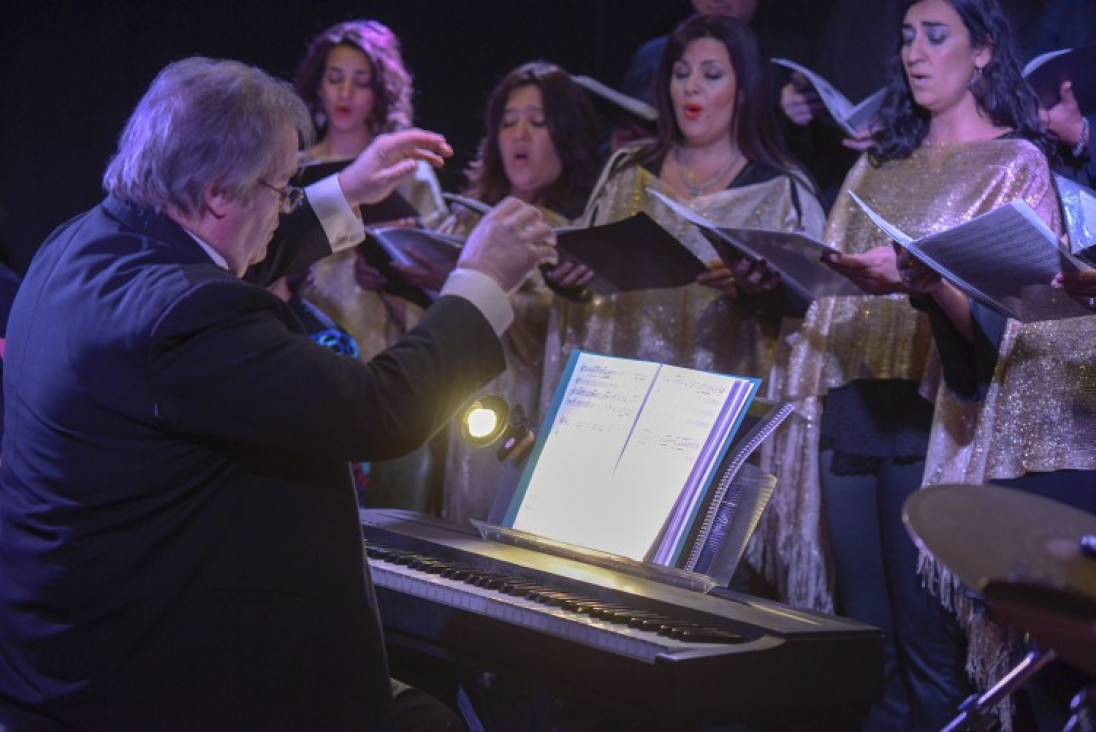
[362,509,883,726]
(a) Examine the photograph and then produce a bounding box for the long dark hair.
[464,61,602,217]
[293,20,413,139]
[632,14,816,195]
[871,0,1047,162]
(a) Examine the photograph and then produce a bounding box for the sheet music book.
[1056,174,1096,265]
[500,351,768,568]
[850,191,1091,323]
[771,58,885,137]
[1022,43,1096,111]
[572,74,658,123]
[361,228,463,308]
[442,195,706,295]
[648,189,862,300]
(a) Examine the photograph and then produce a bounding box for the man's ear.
[203,182,231,220]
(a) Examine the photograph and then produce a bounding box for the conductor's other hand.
[457,197,558,294]
[337,129,453,207]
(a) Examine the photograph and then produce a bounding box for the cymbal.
[982,580,1096,678]
[903,483,1096,600]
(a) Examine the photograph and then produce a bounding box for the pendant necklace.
[675,146,743,197]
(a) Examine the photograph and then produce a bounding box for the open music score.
[502,351,759,564]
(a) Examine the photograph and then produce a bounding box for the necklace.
[674,146,743,197]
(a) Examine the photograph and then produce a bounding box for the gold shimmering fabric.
[539,149,826,417]
[925,305,1096,487]
[439,207,565,527]
[301,159,447,358]
[757,138,1064,613]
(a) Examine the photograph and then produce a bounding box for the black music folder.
[361,228,463,309]
[442,196,708,298]
[851,191,1091,323]
[555,213,707,295]
[649,189,863,301]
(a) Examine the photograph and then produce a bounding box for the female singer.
[439,61,601,526]
[541,14,825,416]
[769,0,1069,727]
[291,20,447,510]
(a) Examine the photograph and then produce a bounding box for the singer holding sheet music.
[435,61,602,527]
[288,20,451,512]
[763,0,1077,728]
[541,14,824,421]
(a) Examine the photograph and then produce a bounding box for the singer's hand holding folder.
[850,191,1092,322]
[771,58,885,137]
[648,189,862,300]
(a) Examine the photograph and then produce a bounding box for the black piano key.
[501,581,541,595]
[387,551,416,566]
[637,617,686,632]
[442,567,474,580]
[474,575,509,590]
[589,604,636,620]
[561,599,604,614]
[655,621,698,636]
[626,612,672,628]
[528,591,570,607]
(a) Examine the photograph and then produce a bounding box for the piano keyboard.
[362,508,882,724]
[367,543,749,663]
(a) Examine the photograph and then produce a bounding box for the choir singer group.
[0,0,1094,730]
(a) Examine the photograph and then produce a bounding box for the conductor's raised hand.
[337,129,453,207]
[457,197,557,293]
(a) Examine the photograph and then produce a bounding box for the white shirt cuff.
[440,269,514,336]
[305,174,366,252]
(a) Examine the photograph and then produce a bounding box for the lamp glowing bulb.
[465,407,500,440]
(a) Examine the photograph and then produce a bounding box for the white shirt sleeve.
[440,269,514,336]
[304,174,366,252]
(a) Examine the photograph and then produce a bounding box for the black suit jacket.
[0,197,504,730]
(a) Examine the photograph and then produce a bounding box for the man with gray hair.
[0,57,556,730]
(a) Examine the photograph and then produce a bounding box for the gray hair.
[103,57,314,216]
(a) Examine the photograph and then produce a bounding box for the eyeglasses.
[257,179,305,214]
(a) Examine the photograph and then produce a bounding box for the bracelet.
[1073,117,1090,159]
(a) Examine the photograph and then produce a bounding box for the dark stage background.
[0,0,831,272]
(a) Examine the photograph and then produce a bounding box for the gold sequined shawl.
[539,150,826,416]
[299,159,447,360]
[909,144,1096,723]
[439,206,565,527]
[755,138,1063,615]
